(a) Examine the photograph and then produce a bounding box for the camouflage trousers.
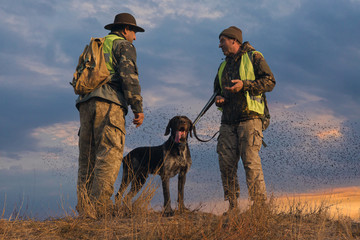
[217,118,266,202]
[77,98,125,216]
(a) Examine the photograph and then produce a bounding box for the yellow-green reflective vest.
[103,35,125,74]
[218,51,265,115]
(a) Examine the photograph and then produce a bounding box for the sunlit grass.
[1,186,360,239]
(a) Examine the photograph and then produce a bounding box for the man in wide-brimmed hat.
[213,26,276,213]
[75,13,145,218]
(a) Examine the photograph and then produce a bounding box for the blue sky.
[0,0,359,219]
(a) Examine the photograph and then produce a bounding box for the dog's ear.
[165,118,173,136]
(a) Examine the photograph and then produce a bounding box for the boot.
[223,197,238,216]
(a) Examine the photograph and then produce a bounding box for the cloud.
[157,66,199,86]
[122,0,224,28]
[54,43,72,64]
[0,121,79,175]
[31,121,79,148]
[271,100,346,142]
[260,0,302,18]
[143,86,201,108]
[0,151,65,171]
[19,58,64,77]
[141,47,196,63]
[68,1,99,18]
[263,102,359,190]
[0,53,73,88]
[64,0,224,31]
[281,91,324,110]
[0,9,44,46]
[316,129,342,140]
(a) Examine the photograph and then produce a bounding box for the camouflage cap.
[219,26,242,44]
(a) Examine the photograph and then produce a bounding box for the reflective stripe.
[218,61,227,94]
[103,35,125,74]
[218,51,265,115]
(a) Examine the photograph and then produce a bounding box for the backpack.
[70,37,110,95]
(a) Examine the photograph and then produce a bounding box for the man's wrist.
[242,80,249,91]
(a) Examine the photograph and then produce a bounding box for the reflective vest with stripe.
[218,51,265,115]
[103,35,125,74]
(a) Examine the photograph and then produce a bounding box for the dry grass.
[1,192,360,240]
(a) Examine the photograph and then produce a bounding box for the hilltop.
[1,197,360,240]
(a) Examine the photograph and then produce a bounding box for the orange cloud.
[316,129,342,140]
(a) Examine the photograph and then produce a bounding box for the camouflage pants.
[217,118,266,202]
[77,98,125,215]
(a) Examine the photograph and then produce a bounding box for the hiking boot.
[223,198,239,216]
[250,196,270,214]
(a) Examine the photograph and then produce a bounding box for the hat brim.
[104,23,145,32]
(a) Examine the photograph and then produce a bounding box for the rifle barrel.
[193,91,218,126]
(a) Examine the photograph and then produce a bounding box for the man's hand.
[215,96,226,107]
[224,79,243,93]
[133,112,144,128]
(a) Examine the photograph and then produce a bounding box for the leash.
[192,125,219,142]
[192,91,219,142]
[192,90,267,147]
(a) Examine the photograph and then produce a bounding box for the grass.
[1,191,360,240]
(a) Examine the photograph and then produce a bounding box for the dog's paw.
[178,205,191,214]
[162,208,174,217]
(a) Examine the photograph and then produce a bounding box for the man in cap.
[213,26,276,213]
[75,13,145,218]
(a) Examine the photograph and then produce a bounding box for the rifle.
[192,90,220,142]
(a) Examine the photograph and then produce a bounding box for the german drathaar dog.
[115,116,192,216]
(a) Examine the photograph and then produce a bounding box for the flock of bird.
[46,103,359,204]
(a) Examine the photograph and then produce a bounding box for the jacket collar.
[225,41,256,62]
[109,32,126,40]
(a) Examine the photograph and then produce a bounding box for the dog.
[115,116,193,216]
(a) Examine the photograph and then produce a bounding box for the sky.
[0,0,359,219]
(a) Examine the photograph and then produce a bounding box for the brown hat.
[104,13,145,32]
[219,26,242,44]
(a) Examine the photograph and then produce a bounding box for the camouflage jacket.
[76,33,143,115]
[213,42,276,124]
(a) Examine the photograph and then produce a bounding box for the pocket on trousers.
[108,104,126,135]
[252,130,263,147]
